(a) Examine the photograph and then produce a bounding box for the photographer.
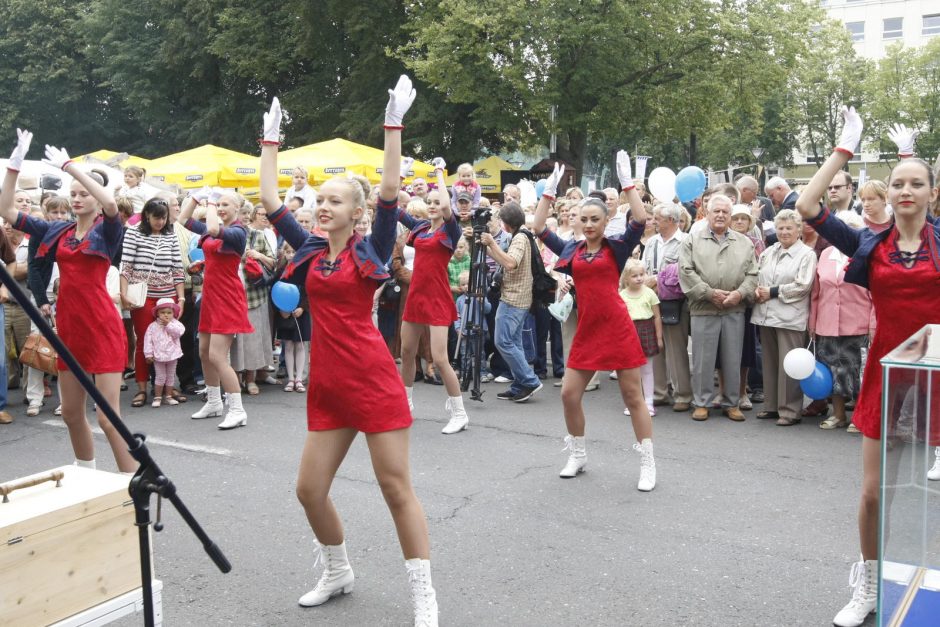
[479,202,542,402]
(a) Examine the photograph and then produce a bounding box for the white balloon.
[783,348,816,380]
[648,167,677,202]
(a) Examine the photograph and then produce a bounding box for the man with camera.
[479,202,542,402]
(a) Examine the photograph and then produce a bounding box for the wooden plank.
[0,501,143,626]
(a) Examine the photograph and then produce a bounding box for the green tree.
[788,21,870,166]
[400,0,821,176]
[0,0,143,157]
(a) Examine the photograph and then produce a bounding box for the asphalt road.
[0,378,873,626]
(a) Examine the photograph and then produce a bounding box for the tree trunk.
[557,128,588,190]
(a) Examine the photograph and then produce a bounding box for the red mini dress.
[567,242,646,371]
[198,236,253,335]
[852,227,940,444]
[402,221,460,326]
[55,234,127,373]
[305,246,412,432]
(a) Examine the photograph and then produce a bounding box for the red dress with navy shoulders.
[567,242,646,371]
[852,227,940,444]
[305,242,412,432]
[198,233,253,335]
[55,231,127,373]
[402,219,460,326]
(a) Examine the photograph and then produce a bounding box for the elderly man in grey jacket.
[679,194,759,422]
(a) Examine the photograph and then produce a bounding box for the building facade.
[822,0,939,60]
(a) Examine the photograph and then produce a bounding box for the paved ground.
[1,378,874,626]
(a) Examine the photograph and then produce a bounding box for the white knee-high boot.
[559,435,586,478]
[298,541,355,607]
[191,385,223,419]
[217,392,247,430]
[633,438,656,491]
[406,558,438,627]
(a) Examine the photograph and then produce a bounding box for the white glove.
[263,97,282,143]
[616,150,634,189]
[385,75,416,127]
[836,105,863,155]
[208,187,224,205]
[542,162,565,199]
[189,185,212,202]
[887,123,919,157]
[7,128,32,172]
[431,157,446,172]
[400,157,415,179]
[42,145,73,170]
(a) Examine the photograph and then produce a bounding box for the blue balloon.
[800,362,833,400]
[675,166,707,203]
[272,281,300,312]
[189,247,205,262]
[535,179,546,200]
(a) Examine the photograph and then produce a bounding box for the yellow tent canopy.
[76,149,151,169]
[445,155,519,193]
[279,138,437,186]
[146,145,258,189]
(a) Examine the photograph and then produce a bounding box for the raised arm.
[795,106,861,223]
[43,145,118,218]
[205,189,222,237]
[616,150,646,226]
[0,129,33,225]
[177,186,209,228]
[373,76,416,263]
[431,158,452,221]
[534,162,565,234]
[260,98,283,214]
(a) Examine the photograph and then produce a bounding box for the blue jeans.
[495,302,540,393]
[0,304,8,410]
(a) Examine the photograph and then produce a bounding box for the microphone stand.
[0,264,231,626]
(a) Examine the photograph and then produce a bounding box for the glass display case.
[879,324,940,626]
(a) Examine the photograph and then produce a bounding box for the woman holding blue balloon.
[750,209,817,426]
[796,108,940,627]
[259,79,439,625]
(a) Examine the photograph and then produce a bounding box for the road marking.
[42,420,234,457]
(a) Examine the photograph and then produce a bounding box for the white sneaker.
[480,372,495,383]
[634,438,656,492]
[406,559,438,627]
[739,395,752,410]
[26,401,42,417]
[494,375,511,383]
[442,397,469,434]
[298,541,355,607]
[608,371,618,380]
[929,447,940,481]
[559,435,586,478]
[833,559,877,627]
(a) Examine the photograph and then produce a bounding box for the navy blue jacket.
[806,207,940,289]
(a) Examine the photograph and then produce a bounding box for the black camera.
[470,206,492,231]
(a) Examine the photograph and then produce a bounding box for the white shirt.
[642,229,687,275]
[285,185,317,209]
[603,210,628,238]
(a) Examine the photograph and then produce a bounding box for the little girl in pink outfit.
[144,297,185,408]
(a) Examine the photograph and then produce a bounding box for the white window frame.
[883,17,903,40]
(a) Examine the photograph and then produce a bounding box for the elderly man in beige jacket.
[679,194,759,421]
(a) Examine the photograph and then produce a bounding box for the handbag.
[659,299,683,326]
[244,231,274,288]
[19,317,58,375]
[126,237,164,309]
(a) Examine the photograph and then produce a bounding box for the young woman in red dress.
[259,77,438,626]
[533,153,656,491]
[796,108,940,627]
[397,160,470,435]
[1,131,136,472]
[177,188,253,430]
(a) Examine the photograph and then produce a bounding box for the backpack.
[521,230,557,310]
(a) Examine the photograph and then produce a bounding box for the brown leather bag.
[19,318,58,375]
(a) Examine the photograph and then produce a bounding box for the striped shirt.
[119,226,184,299]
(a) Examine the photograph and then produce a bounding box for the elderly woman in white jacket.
[751,209,817,426]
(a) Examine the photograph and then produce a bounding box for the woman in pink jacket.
[808,212,876,431]
[143,298,185,408]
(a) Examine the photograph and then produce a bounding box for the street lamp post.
[751,146,765,190]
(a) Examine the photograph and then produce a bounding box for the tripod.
[456,221,490,402]
[0,264,231,627]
